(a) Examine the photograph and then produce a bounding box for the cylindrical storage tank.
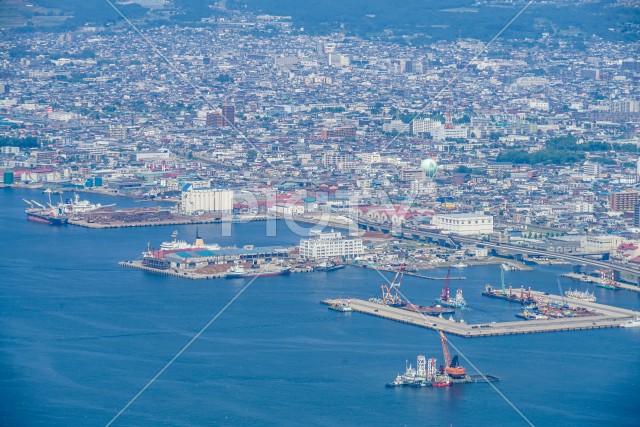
[3,171,14,184]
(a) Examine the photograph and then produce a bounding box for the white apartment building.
[322,152,351,167]
[181,185,233,214]
[582,162,601,177]
[432,125,469,141]
[268,203,305,216]
[299,230,364,260]
[432,213,494,236]
[412,118,442,135]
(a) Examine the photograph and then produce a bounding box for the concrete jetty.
[321,294,636,338]
[119,261,227,279]
[561,272,639,293]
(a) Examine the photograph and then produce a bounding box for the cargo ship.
[24,196,68,226]
[25,209,68,225]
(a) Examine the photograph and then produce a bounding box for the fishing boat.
[564,289,597,303]
[328,298,353,312]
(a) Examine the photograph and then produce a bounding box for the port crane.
[439,331,466,378]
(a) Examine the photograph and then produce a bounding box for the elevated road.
[355,219,640,277]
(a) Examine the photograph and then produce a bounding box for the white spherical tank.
[420,158,438,178]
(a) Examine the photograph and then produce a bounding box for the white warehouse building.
[299,230,364,260]
[181,184,233,214]
[432,213,494,236]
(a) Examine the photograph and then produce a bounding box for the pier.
[561,272,640,293]
[320,293,636,338]
[119,261,227,279]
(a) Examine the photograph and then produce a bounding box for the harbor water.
[1,188,639,426]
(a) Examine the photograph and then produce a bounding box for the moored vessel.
[436,268,467,308]
[564,289,597,303]
[328,298,353,312]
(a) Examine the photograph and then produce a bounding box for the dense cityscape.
[1,1,639,425]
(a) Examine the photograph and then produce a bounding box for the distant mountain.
[6,0,638,43]
[229,0,639,42]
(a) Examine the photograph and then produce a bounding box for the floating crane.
[439,331,466,378]
[380,264,406,306]
[436,267,467,308]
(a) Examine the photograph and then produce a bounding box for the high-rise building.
[206,111,223,127]
[221,104,235,127]
[635,204,640,228]
[609,190,638,212]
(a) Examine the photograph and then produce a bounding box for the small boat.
[452,262,468,268]
[620,316,640,328]
[328,298,353,312]
[501,263,515,271]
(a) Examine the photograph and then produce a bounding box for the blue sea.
[1,188,639,426]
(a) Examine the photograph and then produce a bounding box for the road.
[354,218,640,277]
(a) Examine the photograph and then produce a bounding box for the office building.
[299,230,364,260]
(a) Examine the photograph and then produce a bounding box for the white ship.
[564,289,597,303]
[58,192,114,215]
[620,316,640,328]
[160,230,221,251]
